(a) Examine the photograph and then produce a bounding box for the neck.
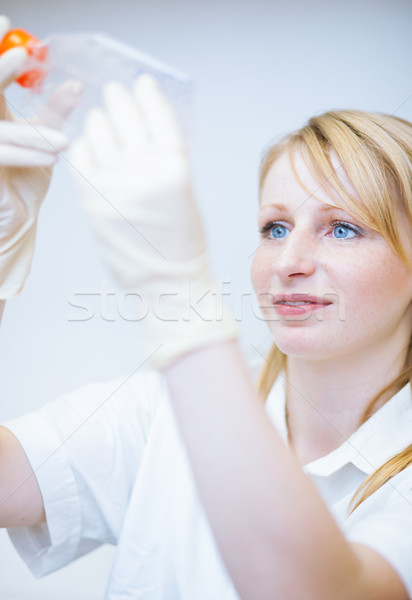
[285,338,409,466]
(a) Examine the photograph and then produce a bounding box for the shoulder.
[4,369,169,454]
[49,368,168,435]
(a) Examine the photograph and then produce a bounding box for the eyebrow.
[260,202,347,213]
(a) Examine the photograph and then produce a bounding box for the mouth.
[272,293,333,316]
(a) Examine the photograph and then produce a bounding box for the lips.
[273,293,332,306]
[272,293,333,316]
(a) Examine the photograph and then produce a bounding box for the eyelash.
[258,220,365,238]
[259,221,279,235]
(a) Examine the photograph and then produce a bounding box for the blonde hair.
[256,109,412,513]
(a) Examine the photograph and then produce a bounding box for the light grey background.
[1,0,411,597]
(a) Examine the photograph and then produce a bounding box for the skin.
[251,151,412,462]
[252,151,412,363]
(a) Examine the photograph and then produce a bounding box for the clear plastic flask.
[5,32,192,140]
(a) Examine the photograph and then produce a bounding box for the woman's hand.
[0,15,81,299]
[70,75,237,367]
[70,75,207,283]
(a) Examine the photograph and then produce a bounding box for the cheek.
[250,249,271,295]
[333,252,412,322]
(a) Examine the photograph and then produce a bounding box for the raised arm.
[164,343,408,600]
[0,15,80,528]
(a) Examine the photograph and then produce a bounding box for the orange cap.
[0,28,48,88]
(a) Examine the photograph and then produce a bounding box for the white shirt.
[4,370,412,599]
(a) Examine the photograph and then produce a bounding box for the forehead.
[260,150,351,211]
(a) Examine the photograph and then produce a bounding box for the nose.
[272,229,317,280]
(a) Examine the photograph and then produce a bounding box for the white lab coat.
[5,370,412,598]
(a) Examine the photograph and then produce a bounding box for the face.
[250,151,412,362]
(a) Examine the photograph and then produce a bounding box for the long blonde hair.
[256,110,412,512]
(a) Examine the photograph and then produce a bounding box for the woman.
[162,108,412,599]
[1,14,412,599]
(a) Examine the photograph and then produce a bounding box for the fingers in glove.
[35,80,83,130]
[84,106,118,168]
[0,120,68,150]
[133,74,185,152]
[0,143,62,166]
[0,46,28,91]
[103,80,150,151]
[0,121,68,166]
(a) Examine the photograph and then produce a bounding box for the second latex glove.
[0,15,82,299]
[70,75,237,367]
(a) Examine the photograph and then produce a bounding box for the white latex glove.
[0,15,82,299]
[70,75,237,367]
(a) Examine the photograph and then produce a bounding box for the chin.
[269,326,341,361]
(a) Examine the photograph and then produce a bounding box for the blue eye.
[271,224,289,238]
[332,222,358,239]
[260,223,289,239]
[258,220,363,240]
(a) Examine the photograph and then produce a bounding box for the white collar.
[265,375,412,477]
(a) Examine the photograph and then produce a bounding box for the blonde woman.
[161,109,412,599]
[2,13,412,598]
